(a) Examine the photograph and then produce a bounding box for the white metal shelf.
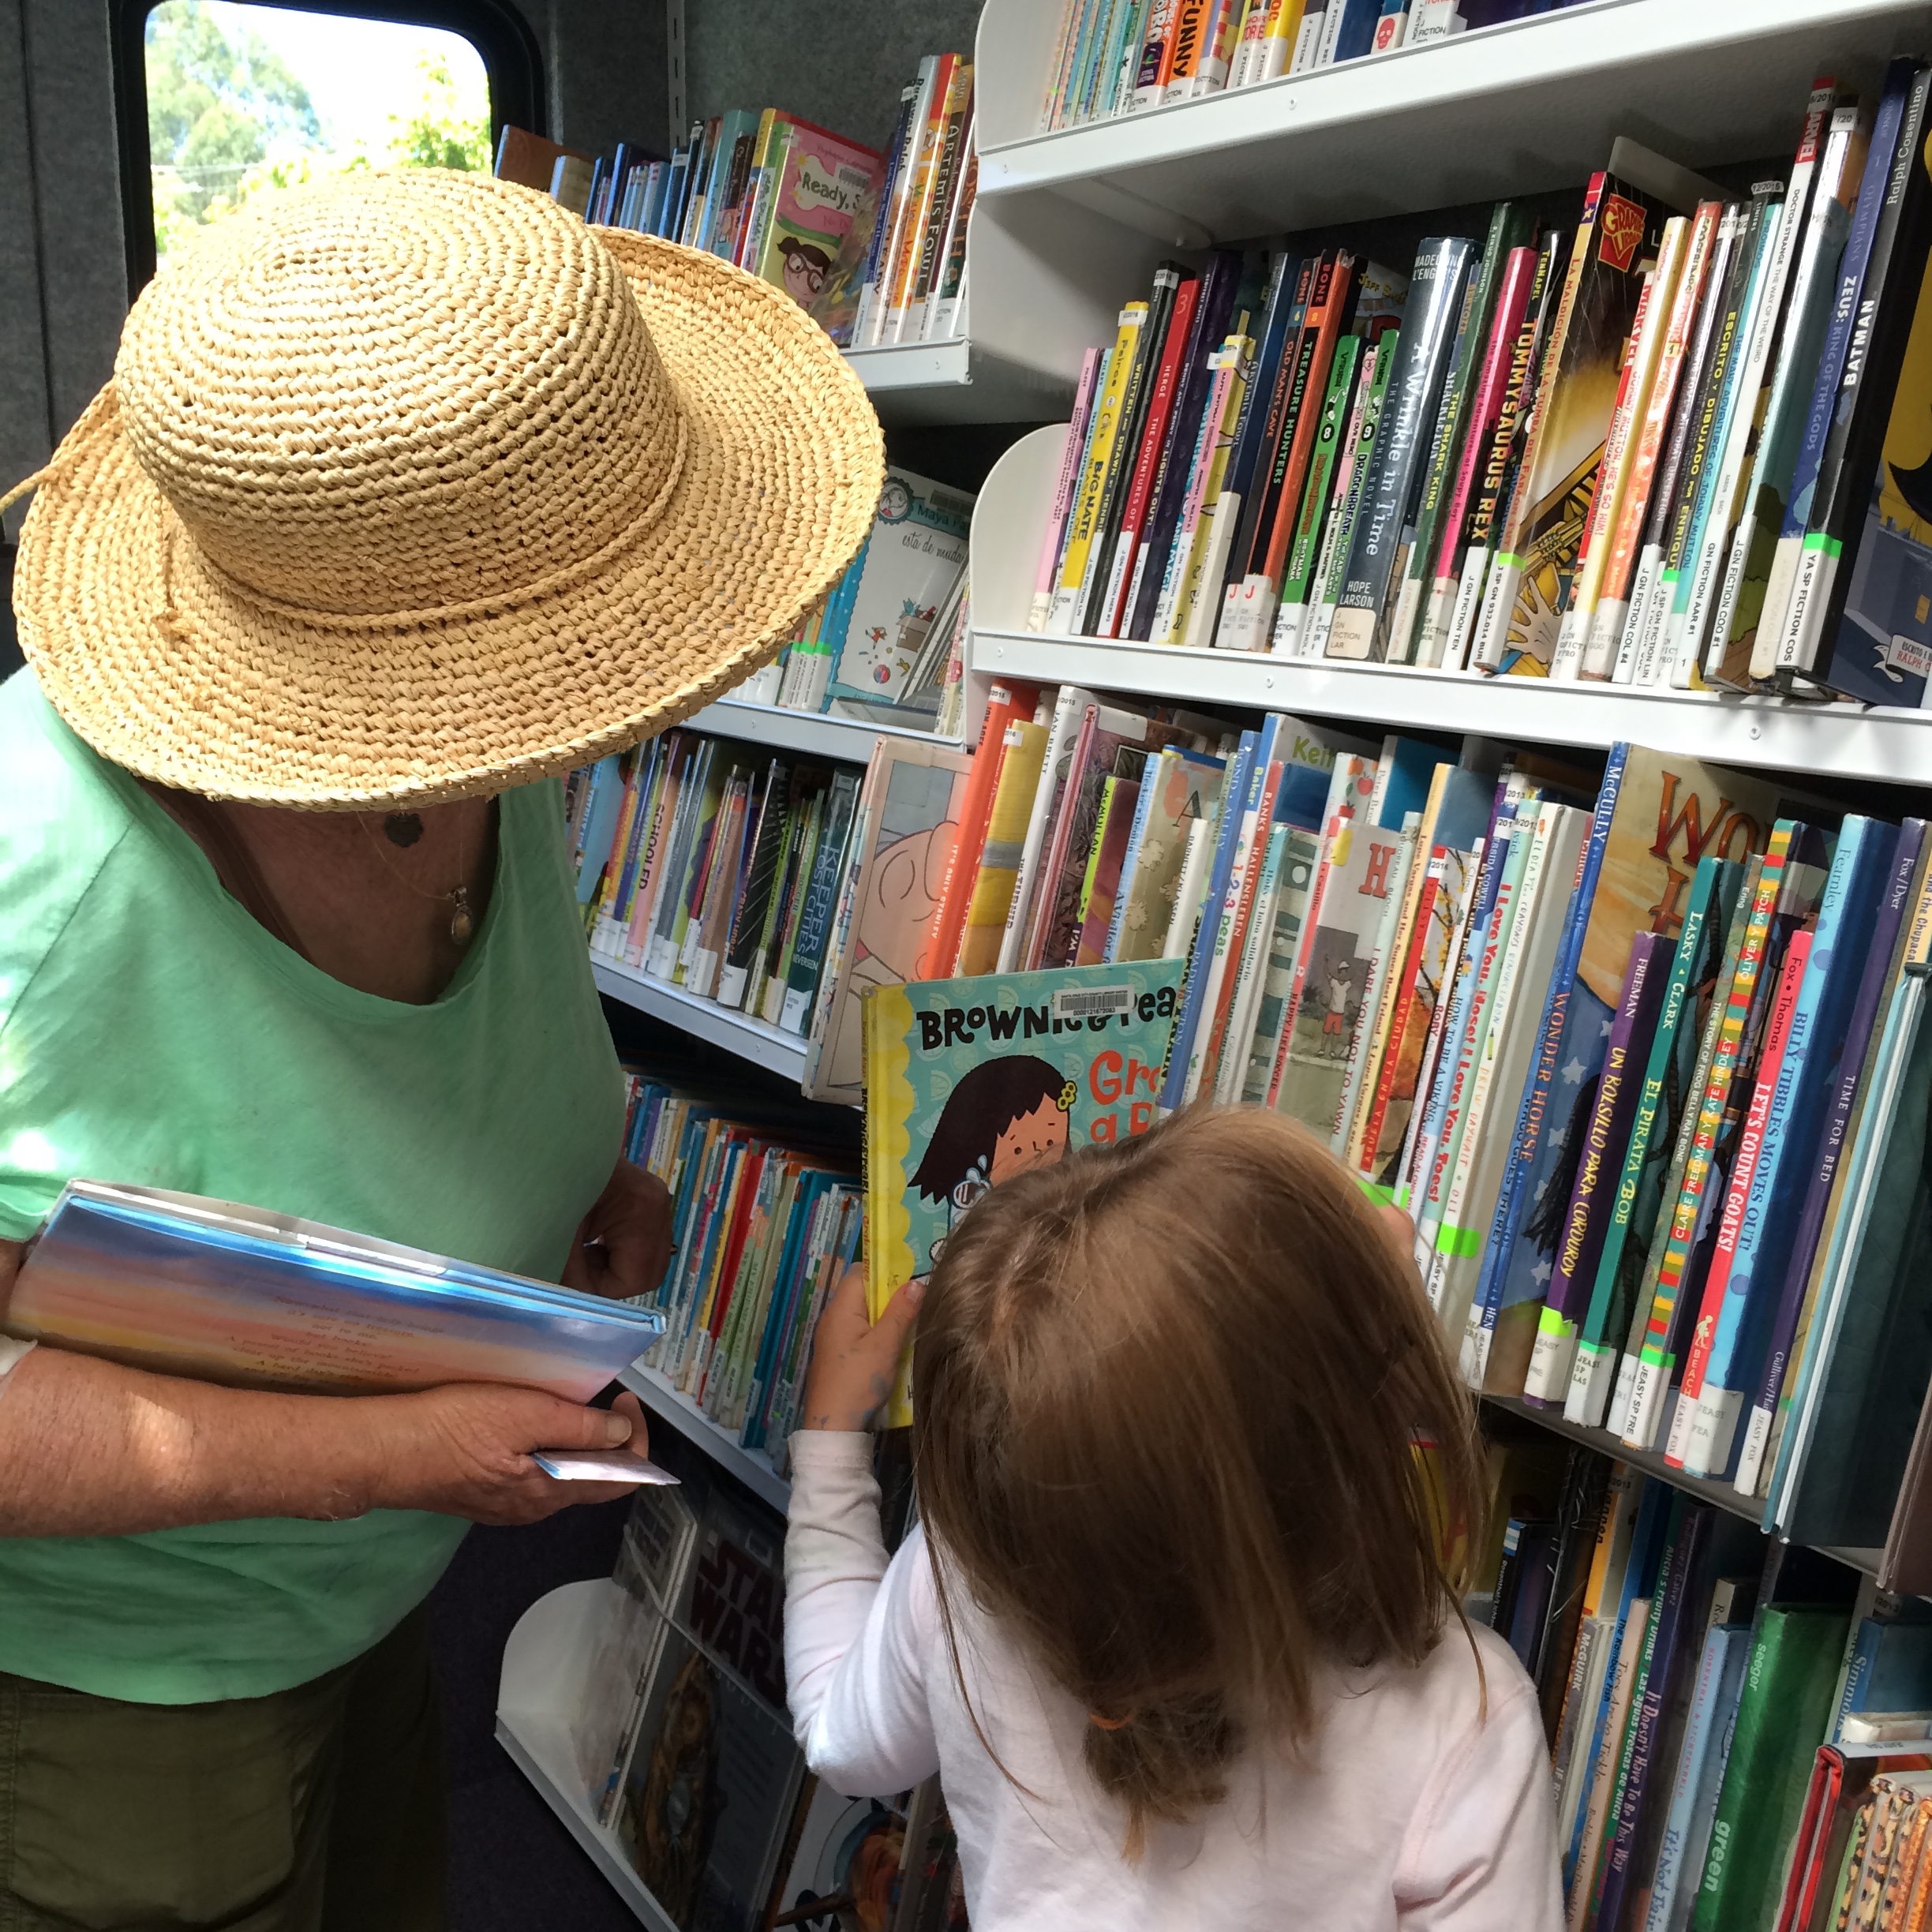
[686,696,957,766]
[619,1361,791,1512]
[971,625,1932,787]
[591,957,811,1084]
[496,1579,680,1932]
[972,0,1930,245]
[844,338,1075,425]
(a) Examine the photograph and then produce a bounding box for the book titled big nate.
[863,960,1185,1424]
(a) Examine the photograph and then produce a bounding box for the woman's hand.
[368,1387,652,1525]
[800,1264,923,1433]
[564,1159,674,1301]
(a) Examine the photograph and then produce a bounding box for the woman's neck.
[144,787,499,1005]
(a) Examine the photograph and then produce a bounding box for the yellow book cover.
[863,960,1185,1422]
[956,721,1050,975]
[1047,302,1149,630]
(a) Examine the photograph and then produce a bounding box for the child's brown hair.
[911,1104,1485,1857]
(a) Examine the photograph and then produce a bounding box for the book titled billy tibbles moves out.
[6,1181,670,1425]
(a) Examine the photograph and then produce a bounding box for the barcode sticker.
[1051,984,1132,1021]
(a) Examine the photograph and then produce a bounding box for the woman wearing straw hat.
[0,170,881,1928]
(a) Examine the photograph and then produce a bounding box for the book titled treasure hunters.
[863,960,1185,1423]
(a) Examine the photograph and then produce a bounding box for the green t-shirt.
[0,670,625,1703]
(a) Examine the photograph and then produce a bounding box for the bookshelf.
[964,425,1932,787]
[617,1361,792,1513]
[591,959,812,1084]
[846,339,1074,425]
[496,1578,677,1932]
[972,0,1931,241]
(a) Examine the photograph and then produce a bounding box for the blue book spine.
[1642,1625,1752,1932]
[1690,818,1891,1478]
[1473,745,1630,1366]
[1159,730,1260,1108]
[1103,762,1166,962]
[1329,0,1385,61]
[1565,1477,1672,1884]
[1780,64,1914,541]
[1743,822,1925,1493]
[740,1174,825,1448]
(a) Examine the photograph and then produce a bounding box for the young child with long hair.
[785,1106,1562,1927]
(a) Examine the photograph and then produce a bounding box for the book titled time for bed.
[4,1180,665,1401]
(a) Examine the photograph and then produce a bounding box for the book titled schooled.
[863,961,1185,1424]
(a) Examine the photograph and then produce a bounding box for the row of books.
[1026,69,1932,711]
[736,467,975,734]
[575,1446,961,1931]
[492,111,880,320]
[616,1067,859,1472]
[1039,0,1597,133]
[1468,1435,1932,1932]
[1254,722,1932,1567]
[841,53,979,351]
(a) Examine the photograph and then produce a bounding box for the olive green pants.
[0,1608,444,1932]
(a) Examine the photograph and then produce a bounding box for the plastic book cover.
[7,1180,663,1400]
[1110,746,1227,962]
[751,115,882,309]
[621,1489,802,1931]
[826,469,973,710]
[1817,141,1932,706]
[1491,172,1667,676]
[863,960,1185,1422]
[809,743,973,1101]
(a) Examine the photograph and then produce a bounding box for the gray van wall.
[0,0,677,540]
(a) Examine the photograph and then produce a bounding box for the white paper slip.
[531,1448,680,1485]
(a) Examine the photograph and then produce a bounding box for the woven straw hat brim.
[12,227,883,808]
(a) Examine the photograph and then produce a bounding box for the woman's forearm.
[0,1345,393,1537]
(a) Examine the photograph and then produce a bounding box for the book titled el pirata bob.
[6,1181,665,1399]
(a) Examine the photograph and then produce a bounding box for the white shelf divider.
[620,1361,791,1513]
[591,959,810,1085]
[973,0,1930,245]
[967,425,1932,785]
[496,1578,680,1932]
[686,696,956,765]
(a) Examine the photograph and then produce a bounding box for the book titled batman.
[863,960,1186,1424]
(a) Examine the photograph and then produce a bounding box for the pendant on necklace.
[449,886,474,948]
[384,811,425,848]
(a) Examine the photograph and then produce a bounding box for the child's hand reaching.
[801,1264,924,1433]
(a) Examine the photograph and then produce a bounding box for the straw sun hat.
[5,167,885,807]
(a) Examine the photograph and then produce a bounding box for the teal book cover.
[863,960,1185,1421]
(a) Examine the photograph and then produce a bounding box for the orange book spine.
[923,683,1032,977]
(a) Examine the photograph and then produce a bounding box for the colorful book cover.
[1568,856,1745,1428]
[1509,751,1782,1395]
[1240,824,1323,1103]
[750,114,882,307]
[1076,772,1144,967]
[1479,170,1668,676]
[863,960,1185,1422]
[957,721,1050,977]
[826,469,974,710]
[10,1180,664,1401]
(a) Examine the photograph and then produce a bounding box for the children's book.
[9,1180,665,1401]
[825,469,975,715]
[803,741,974,1103]
[863,960,1185,1424]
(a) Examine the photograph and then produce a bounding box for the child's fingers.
[868,1275,926,1352]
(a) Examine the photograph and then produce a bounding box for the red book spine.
[1256,254,1357,592]
[1357,854,1443,1176]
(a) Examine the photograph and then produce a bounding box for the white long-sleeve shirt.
[784,1430,1563,1930]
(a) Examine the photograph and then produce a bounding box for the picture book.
[863,960,1186,1422]
[826,469,974,712]
[8,1180,664,1401]
[804,740,974,1103]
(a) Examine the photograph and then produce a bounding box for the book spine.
[1049,307,1150,631]
[1031,351,1106,631]
[1768,61,1919,676]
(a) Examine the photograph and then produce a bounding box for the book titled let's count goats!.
[6,1180,668,1412]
